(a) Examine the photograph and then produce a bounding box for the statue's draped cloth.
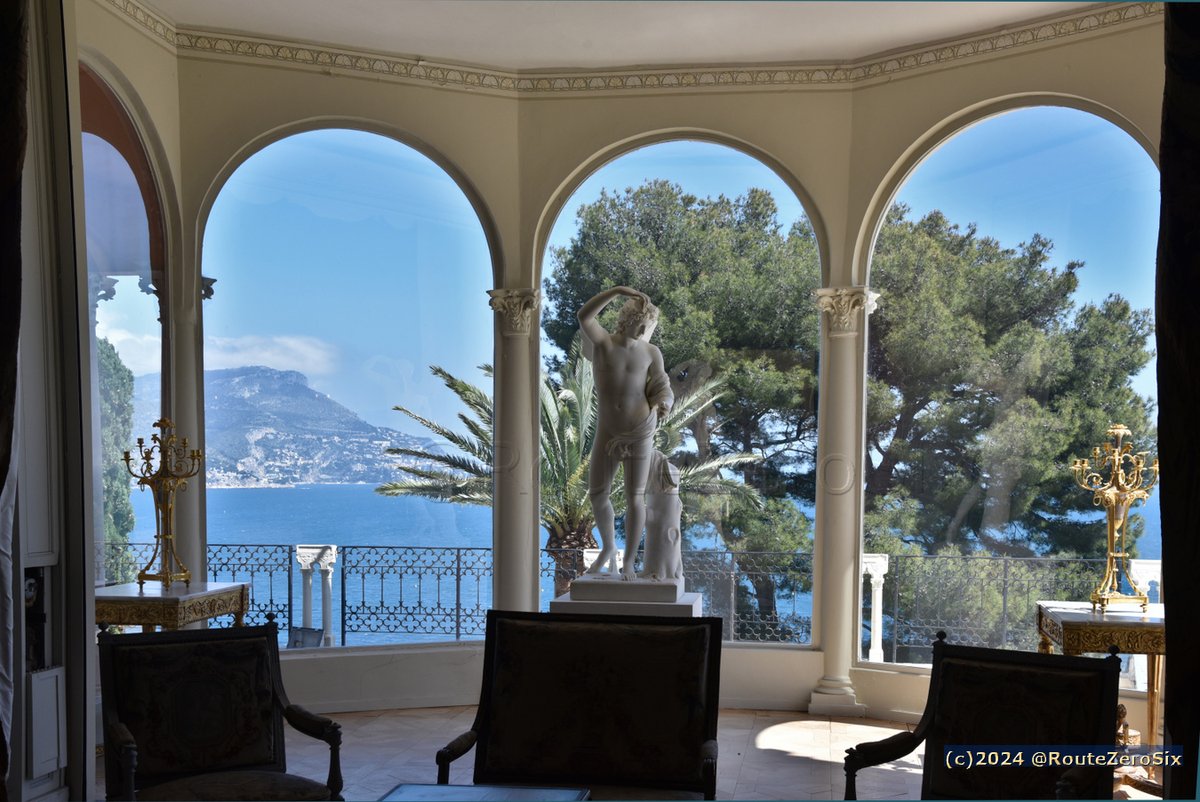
[604,369,672,458]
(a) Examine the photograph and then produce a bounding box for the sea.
[131,483,1163,559]
[131,483,502,550]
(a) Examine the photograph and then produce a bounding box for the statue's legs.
[620,451,653,580]
[586,445,619,574]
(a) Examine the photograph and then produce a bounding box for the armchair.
[437,610,723,799]
[98,624,343,801]
[844,632,1121,800]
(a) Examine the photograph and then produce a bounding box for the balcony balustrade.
[100,543,814,646]
[100,541,1159,679]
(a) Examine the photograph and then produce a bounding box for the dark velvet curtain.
[1159,4,1200,799]
[0,1,28,798]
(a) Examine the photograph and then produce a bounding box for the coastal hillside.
[134,366,440,487]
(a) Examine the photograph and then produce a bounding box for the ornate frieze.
[488,288,540,338]
[815,287,879,337]
[103,0,1162,96]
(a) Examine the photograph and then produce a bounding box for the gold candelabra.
[122,418,203,588]
[1071,423,1159,612]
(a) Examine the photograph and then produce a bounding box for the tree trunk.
[544,524,596,598]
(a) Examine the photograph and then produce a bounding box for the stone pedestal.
[550,592,703,617]
[568,574,684,602]
[550,574,700,617]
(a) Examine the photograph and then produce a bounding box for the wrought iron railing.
[102,542,813,646]
[207,543,293,628]
[102,542,1158,669]
[340,546,491,644]
[868,554,1107,663]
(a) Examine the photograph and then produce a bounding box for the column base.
[808,688,867,717]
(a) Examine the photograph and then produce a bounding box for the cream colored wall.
[518,91,851,285]
[74,0,182,209]
[846,24,1163,284]
[279,643,826,713]
[70,0,1166,717]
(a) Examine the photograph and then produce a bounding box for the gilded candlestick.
[122,418,203,589]
[1070,423,1159,611]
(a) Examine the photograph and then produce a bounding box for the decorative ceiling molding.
[102,0,178,49]
[101,0,1163,95]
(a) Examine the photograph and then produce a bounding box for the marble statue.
[578,286,674,579]
[642,450,683,581]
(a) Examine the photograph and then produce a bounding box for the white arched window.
[861,106,1159,670]
[79,65,168,588]
[540,139,820,643]
[197,128,493,645]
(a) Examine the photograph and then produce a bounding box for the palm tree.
[377,342,759,596]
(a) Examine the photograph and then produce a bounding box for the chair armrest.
[436,730,478,784]
[701,739,718,800]
[104,720,138,802]
[284,705,343,800]
[284,704,340,744]
[843,731,921,800]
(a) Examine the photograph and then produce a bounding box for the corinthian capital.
[296,544,338,571]
[488,288,541,337]
[815,287,879,336]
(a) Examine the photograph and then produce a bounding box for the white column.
[488,288,540,611]
[296,545,337,645]
[319,557,336,646]
[809,286,878,716]
[299,564,314,628]
[171,229,206,585]
[861,553,890,663]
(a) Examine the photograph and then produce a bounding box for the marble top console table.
[95,581,249,632]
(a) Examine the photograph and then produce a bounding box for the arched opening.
[79,64,169,587]
[193,128,494,646]
[860,106,1159,675]
[538,139,821,643]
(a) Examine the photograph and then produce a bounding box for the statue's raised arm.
[577,285,647,356]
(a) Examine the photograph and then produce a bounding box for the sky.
[91,107,1159,436]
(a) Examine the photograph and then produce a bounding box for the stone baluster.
[296,545,338,646]
[861,553,889,663]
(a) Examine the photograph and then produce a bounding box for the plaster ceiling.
[139,1,1094,71]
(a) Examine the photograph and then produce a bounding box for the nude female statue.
[578,286,674,579]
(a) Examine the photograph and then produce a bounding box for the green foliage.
[97,338,137,583]
[876,550,1102,661]
[376,346,758,555]
[543,181,822,501]
[866,204,1156,558]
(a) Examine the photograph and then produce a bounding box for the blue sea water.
[131,483,1163,559]
[131,483,502,549]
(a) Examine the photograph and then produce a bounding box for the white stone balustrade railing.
[296,544,338,646]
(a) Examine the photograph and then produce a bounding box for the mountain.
[133,366,442,488]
